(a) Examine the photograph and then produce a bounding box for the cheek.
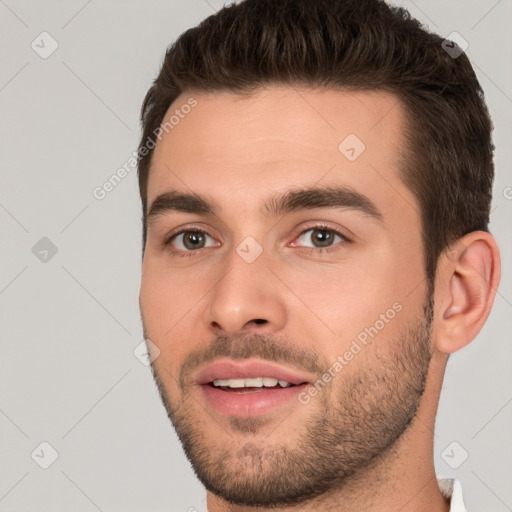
[281,254,419,360]
[140,261,206,381]
[140,257,203,337]
[285,261,396,326]
[140,272,172,339]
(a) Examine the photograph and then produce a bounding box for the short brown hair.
[137,0,494,288]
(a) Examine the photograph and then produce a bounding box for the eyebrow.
[146,185,383,224]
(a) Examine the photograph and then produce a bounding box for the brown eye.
[296,227,345,249]
[182,231,206,250]
[170,230,215,251]
[310,229,336,247]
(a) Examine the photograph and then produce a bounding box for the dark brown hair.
[137,0,494,287]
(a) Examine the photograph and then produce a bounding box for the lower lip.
[200,384,309,418]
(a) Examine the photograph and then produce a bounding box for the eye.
[167,229,219,253]
[293,225,348,250]
[163,224,349,258]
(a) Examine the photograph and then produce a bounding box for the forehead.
[147,86,413,220]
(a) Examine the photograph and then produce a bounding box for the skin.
[139,86,500,511]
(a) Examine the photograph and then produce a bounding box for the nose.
[203,246,287,335]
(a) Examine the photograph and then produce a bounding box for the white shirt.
[439,478,467,512]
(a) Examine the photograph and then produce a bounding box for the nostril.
[252,319,267,325]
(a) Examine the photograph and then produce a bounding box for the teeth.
[245,377,263,387]
[212,377,293,388]
[212,379,230,387]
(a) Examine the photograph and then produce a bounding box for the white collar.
[438,478,467,512]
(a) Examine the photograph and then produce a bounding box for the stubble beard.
[148,295,433,507]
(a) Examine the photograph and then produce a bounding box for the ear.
[434,231,501,354]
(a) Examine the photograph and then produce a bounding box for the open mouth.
[195,359,314,417]
[207,377,305,393]
[200,378,310,418]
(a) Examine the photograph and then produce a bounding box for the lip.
[194,358,312,386]
[194,358,314,418]
[200,383,310,418]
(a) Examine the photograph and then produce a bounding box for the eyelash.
[163,223,351,258]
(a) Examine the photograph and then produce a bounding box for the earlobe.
[435,231,500,354]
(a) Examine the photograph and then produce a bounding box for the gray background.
[0,0,510,510]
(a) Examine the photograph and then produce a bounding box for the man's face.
[139,87,433,506]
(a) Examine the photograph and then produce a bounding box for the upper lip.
[194,359,313,385]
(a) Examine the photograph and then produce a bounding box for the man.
[137,0,501,510]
